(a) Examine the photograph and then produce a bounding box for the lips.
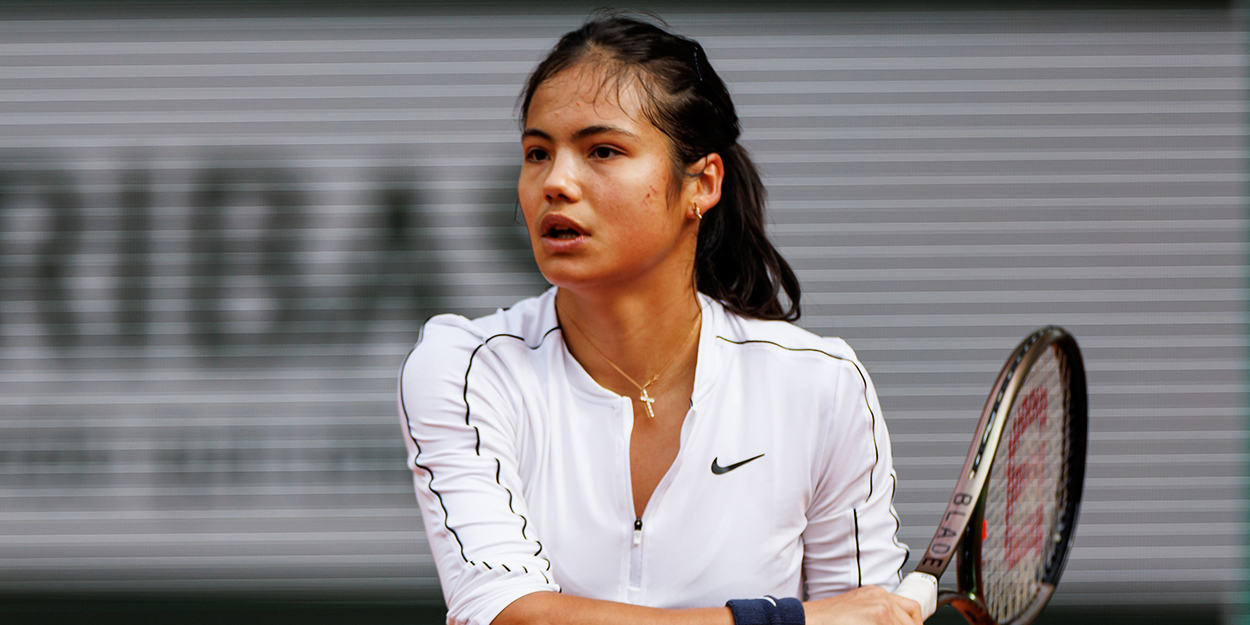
[538,213,588,251]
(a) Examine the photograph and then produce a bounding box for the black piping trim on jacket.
[715,337,882,502]
[465,342,490,456]
[853,508,863,588]
[399,324,560,569]
[399,329,473,564]
[496,457,542,556]
[888,472,909,582]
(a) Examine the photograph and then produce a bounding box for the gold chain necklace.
[560,303,702,419]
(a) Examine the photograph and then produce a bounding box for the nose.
[543,151,581,205]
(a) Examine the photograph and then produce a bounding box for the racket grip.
[895,571,938,620]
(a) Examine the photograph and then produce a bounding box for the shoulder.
[707,302,876,422]
[400,289,561,386]
[712,305,863,373]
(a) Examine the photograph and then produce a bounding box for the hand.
[803,586,924,625]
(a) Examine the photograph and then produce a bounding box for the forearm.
[495,587,922,625]
[494,591,733,625]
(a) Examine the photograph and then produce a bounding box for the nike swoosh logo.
[711,453,765,475]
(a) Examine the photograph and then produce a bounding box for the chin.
[536,259,613,292]
[537,267,592,291]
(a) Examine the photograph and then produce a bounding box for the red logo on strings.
[1004,386,1047,569]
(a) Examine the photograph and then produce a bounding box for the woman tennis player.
[399,14,922,625]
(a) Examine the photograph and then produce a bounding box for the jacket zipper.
[628,517,643,603]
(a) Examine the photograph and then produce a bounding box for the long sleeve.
[398,315,560,625]
[800,342,909,600]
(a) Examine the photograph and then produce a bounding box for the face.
[518,65,720,293]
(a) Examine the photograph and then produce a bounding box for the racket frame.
[910,326,1088,625]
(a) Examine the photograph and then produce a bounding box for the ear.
[686,153,724,219]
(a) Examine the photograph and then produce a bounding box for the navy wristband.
[772,597,804,625]
[725,596,805,625]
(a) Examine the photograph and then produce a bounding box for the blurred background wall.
[0,1,1245,623]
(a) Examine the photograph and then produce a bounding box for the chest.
[512,381,821,603]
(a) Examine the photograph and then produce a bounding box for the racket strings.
[981,345,1070,622]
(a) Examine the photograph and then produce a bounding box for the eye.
[525,147,550,163]
[590,145,620,159]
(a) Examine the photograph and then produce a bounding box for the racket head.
[950,326,1088,625]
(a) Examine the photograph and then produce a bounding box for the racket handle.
[895,571,938,620]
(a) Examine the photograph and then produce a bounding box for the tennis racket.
[894,326,1088,625]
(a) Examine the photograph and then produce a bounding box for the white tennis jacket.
[398,289,907,625]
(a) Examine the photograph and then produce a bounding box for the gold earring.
[693,204,702,220]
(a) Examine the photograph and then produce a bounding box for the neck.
[556,280,703,399]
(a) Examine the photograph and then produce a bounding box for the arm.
[399,318,561,625]
[799,345,920,623]
[495,589,919,625]
[805,588,923,625]
[495,593,731,625]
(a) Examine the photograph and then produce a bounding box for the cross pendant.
[639,388,656,419]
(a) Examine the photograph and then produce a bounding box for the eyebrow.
[521,124,640,142]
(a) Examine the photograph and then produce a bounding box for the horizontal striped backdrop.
[0,3,1244,612]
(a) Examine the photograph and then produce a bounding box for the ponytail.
[696,144,801,320]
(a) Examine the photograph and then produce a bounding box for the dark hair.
[519,12,801,321]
